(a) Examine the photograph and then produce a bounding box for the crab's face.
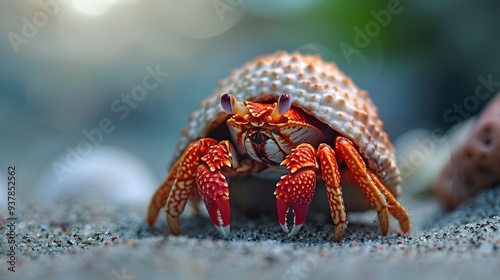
[220,93,327,165]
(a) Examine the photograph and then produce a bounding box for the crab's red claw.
[196,164,231,237]
[274,170,316,236]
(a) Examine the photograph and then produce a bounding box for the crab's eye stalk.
[278,94,291,114]
[220,92,250,116]
[221,92,233,114]
[269,93,292,122]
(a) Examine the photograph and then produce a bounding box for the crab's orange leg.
[368,171,411,233]
[275,143,318,236]
[335,136,390,235]
[317,143,347,242]
[147,162,179,227]
[147,138,218,235]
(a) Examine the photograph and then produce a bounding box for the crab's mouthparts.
[245,130,284,165]
[248,129,272,145]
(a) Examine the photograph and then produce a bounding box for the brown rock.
[436,94,500,208]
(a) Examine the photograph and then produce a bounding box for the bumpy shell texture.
[174,51,402,195]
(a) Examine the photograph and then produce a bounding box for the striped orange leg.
[368,171,411,233]
[335,136,390,235]
[317,143,347,242]
[146,138,219,235]
[147,162,180,227]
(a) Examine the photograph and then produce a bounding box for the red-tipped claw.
[275,169,316,236]
[196,164,231,236]
[275,144,318,236]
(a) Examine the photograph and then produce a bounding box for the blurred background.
[1,0,500,208]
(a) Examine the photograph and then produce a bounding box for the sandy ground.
[1,186,500,280]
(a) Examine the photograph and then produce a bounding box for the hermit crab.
[147,51,410,241]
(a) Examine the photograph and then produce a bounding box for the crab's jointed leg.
[368,171,411,233]
[275,143,348,240]
[147,139,209,233]
[148,138,264,237]
[317,143,347,242]
[275,137,410,240]
[147,163,179,228]
[336,136,410,235]
[146,138,225,235]
[335,137,389,235]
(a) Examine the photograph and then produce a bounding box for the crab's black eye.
[220,92,233,114]
[278,94,291,114]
